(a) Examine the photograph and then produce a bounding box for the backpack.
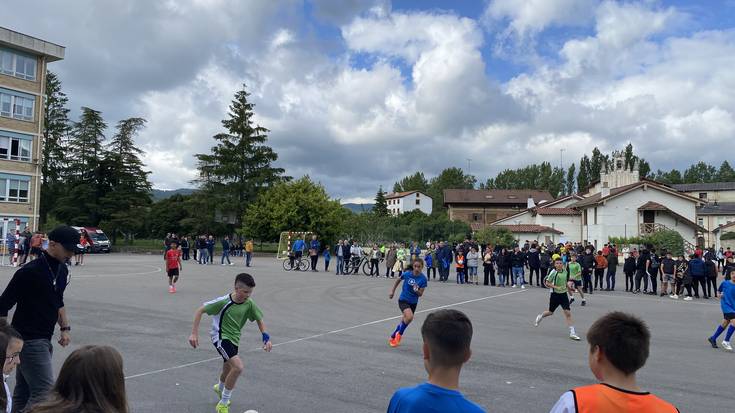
[650,255,660,269]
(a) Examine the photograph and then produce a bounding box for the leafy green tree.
[427,167,475,212]
[683,161,717,183]
[474,227,515,248]
[146,194,194,238]
[40,71,70,226]
[565,164,576,195]
[717,161,735,182]
[653,169,683,184]
[242,177,348,244]
[577,156,590,191]
[374,186,388,217]
[393,172,429,193]
[195,85,288,230]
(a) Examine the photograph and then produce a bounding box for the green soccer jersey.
[545,269,569,294]
[204,294,263,346]
[568,262,582,280]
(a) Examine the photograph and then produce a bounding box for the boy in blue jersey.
[387,309,486,413]
[708,276,735,351]
[388,259,428,347]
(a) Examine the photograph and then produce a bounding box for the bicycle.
[282,255,309,271]
[361,257,385,276]
[343,255,366,275]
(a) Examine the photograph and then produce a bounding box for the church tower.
[600,150,640,190]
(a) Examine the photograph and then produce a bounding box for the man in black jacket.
[0,225,77,412]
[527,244,541,287]
[634,249,651,294]
[510,246,527,288]
[580,247,595,294]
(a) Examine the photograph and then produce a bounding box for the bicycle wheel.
[362,260,372,276]
[343,260,353,274]
[297,259,309,271]
[282,259,293,271]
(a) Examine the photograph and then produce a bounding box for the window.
[1,178,29,203]
[699,192,707,200]
[0,92,35,121]
[697,217,704,227]
[472,213,482,222]
[0,135,32,162]
[416,193,420,198]
[415,199,420,205]
[0,49,36,81]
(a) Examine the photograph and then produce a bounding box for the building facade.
[671,182,735,248]
[0,27,64,231]
[444,189,554,231]
[385,191,432,215]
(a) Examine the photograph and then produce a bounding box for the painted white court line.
[72,265,163,279]
[124,289,526,380]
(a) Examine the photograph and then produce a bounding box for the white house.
[385,191,432,216]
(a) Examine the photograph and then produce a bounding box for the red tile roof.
[535,207,580,216]
[491,224,563,234]
[443,189,554,205]
[637,202,705,232]
[385,190,429,199]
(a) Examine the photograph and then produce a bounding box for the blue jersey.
[718,281,735,314]
[292,239,305,252]
[399,271,427,304]
[387,383,486,413]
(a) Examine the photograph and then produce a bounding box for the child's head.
[0,320,23,375]
[412,258,425,273]
[570,253,577,262]
[421,309,473,371]
[553,257,564,270]
[586,312,650,380]
[32,345,128,413]
[233,273,256,302]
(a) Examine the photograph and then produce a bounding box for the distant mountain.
[342,203,374,214]
[151,188,196,201]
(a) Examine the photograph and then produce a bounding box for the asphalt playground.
[0,253,730,413]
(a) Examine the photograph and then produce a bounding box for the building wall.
[448,205,527,229]
[0,50,46,231]
[388,192,432,215]
[581,186,697,246]
[681,190,735,203]
[699,214,735,248]
[535,215,582,243]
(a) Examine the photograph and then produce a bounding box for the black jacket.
[510,251,526,268]
[0,252,68,341]
[527,249,540,268]
[580,253,595,270]
[623,256,637,272]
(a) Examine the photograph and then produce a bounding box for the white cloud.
[484,0,598,37]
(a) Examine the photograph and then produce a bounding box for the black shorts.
[549,292,570,313]
[572,280,582,287]
[398,300,417,314]
[167,268,179,277]
[724,313,735,321]
[214,339,239,361]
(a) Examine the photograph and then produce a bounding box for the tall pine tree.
[196,85,288,229]
[40,71,70,226]
[565,164,576,195]
[374,186,388,217]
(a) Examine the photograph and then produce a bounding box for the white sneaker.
[671,294,678,300]
[569,333,581,341]
[723,341,733,351]
[521,285,526,289]
[512,284,517,288]
[229,263,234,266]
[684,296,693,301]
[534,314,543,327]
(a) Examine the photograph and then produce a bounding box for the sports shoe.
[229,263,234,266]
[581,300,586,307]
[684,296,693,301]
[512,284,517,288]
[569,297,575,305]
[213,384,223,399]
[216,401,230,413]
[569,333,581,341]
[168,286,174,293]
[671,294,678,300]
[723,341,733,351]
[708,337,718,348]
[172,285,176,293]
[534,314,543,327]
[389,332,402,347]
[521,285,526,289]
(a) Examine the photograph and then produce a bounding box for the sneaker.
[534,314,543,327]
[216,401,230,413]
[229,263,234,266]
[389,332,402,347]
[512,284,517,288]
[213,384,223,399]
[521,285,526,289]
[708,337,718,348]
[569,332,581,341]
[581,300,586,306]
[168,286,174,293]
[671,294,678,299]
[723,341,733,351]
[569,297,575,305]
[684,296,693,301]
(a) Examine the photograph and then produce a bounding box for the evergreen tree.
[40,71,70,226]
[565,164,576,195]
[717,161,735,182]
[623,143,635,171]
[196,84,288,229]
[53,107,108,225]
[374,186,389,217]
[683,161,717,183]
[393,172,429,193]
[577,156,591,191]
[98,118,152,243]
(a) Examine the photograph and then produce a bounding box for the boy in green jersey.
[567,253,586,307]
[534,258,581,341]
[189,273,273,413]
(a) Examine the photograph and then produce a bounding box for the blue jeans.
[207,248,214,263]
[221,250,231,264]
[13,339,54,413]
[336,256,344,274]
[198,249,208,264]
[606,268,616,289]
[245,252,252,266]
[512,266,525,286]
[456,268,465,284]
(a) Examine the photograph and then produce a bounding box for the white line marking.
[72,265,163,279]
[124,289,526,380]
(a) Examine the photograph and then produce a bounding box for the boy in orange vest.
[549,311,677,413]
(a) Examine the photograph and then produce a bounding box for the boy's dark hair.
[235,273,256,288]
[586,312,650,375]
[421,309,472,367]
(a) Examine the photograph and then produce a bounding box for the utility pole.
[466,158,472,176]
[560,148,565,170]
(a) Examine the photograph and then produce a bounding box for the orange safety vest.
[573,384,678,413]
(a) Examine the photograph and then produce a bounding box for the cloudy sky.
[6,0,735,203]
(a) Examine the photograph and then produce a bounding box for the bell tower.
[600,150,639,190]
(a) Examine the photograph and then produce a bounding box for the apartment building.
[386,191,433,215]
[0,26,64,231]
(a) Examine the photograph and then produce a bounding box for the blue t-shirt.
[718,281,735,314]
[387,383,486,413]
[399,271,427,304]
[292,239,305,252]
